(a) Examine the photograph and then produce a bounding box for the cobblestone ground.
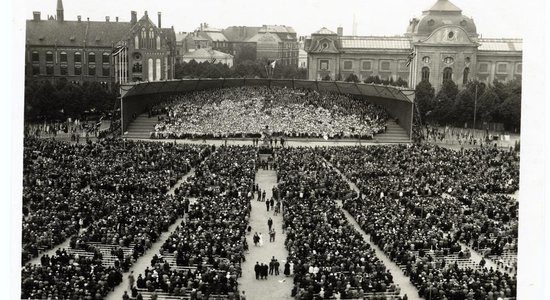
[238,169,294,300]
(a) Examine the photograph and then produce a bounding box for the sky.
[23,0,526,38]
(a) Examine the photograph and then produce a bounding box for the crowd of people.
[21,138,211,299]
[134,146,257,298]
[276,147,398,299]
[149,87,389,140]
[318,144,519,299]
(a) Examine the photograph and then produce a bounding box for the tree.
[394,77,409,87]
[414,79,435,125]
[321,74,332,81]
[430,79,458,125]
[452,81,485,127]
[364,75,382,84]
[234,44,257,63]
[345,73,359,83]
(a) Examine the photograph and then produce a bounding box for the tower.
[56,0,64,22]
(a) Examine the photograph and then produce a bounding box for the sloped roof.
[223,26,261,42]
[202,31,228,41]
[478,38,522,52]
[341,37,411,49]
[182,48,233,59]
[313,27,337,35]
[424,0,461,13]
[258,25,296,34]
[26,19,132,47]
[247,32,282,43]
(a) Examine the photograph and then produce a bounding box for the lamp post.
[473,83,478,136]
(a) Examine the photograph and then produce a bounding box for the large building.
[306,0,522,90]
[25,0,176,89]
[179,24,299,66]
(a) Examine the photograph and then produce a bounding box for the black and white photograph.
[2,0,549,299]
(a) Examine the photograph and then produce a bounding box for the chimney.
[33,11,41,21]
[337,27,343,36]
[144,11,148,17]
[157,12,162,28]
[131,11,137,25]
[87,17,89,22]
[56,0,64,22]
[116,16,119,22]
[105,16,110,22]
[77,15,81,22]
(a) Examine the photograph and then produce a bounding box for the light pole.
[473,83,478,136]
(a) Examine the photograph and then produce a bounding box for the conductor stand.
[259,125,274,155]
[352,127,362,146]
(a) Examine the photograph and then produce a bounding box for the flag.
[405,51,416,67]
[270,60,277,69]
[112,45,124,56]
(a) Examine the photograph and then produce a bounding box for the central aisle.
[238,169,294,300]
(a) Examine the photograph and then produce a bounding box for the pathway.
[326,158,422,300]
[238,168,293,300]
[107,168,196,300]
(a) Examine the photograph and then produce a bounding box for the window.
[148,58,154,81]
[443,67,453,83]
[88,52,96,64]
[156,58,161,80]
[497,63,508,74]
[156,36,161,50]
[150,29,155,48]
[135,35,140,49]
[74,65,82,75]
[74,52,82,63]
[478,63,489,73]
[422,56,430,64]
[343,61,353,70]
[31,51,39,62]
[516,63,522,74]
[380,61,391,71]
[362,61,372,70]
[465,57,471,64]
[443,57,454,64]
[60,65,68,75]
[133,62,143,73]
[421,67,430,81]
[46,65,53,75]
[88,65,96,76]
[46,51,53,62]
[102,66,110,77]
[319,59,329,70]
[102,53,110,64]
[32,65,40,75]
[60,51,67,63]
[463,67,470,85]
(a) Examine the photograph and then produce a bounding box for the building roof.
[247,32,282,43]
[223,26,261,42]
[313,27,337,35]
[26,19,132,48]
[182,48,233,59]
[424,0,461,13]
[340,36,411,49]
[258,25,296,34]
[202,31,228,42]
[478,38,522,52]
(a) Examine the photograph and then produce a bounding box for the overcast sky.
[24,0,526,38]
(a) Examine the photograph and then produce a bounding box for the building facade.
[306,0,522,90]
[25,0,176,89]
[178,24,299,66]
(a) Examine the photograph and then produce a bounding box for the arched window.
[156,35,161,50]
[421,67,430,81]
[135,35,139,49]
[60,51,67,63]
[148,58,154,81]
[463,67,470,85]
[45,51,53,62]
[88,52,96,64]
[102,52,110,64]
[141,28,147,48]
[74,52,81,63]
[31,51,39,62]
[155,58,161,80]
[443,67,453,83]
[149,28,155,48]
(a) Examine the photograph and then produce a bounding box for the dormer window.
[427,19,435,26]
[443,57,454,64]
